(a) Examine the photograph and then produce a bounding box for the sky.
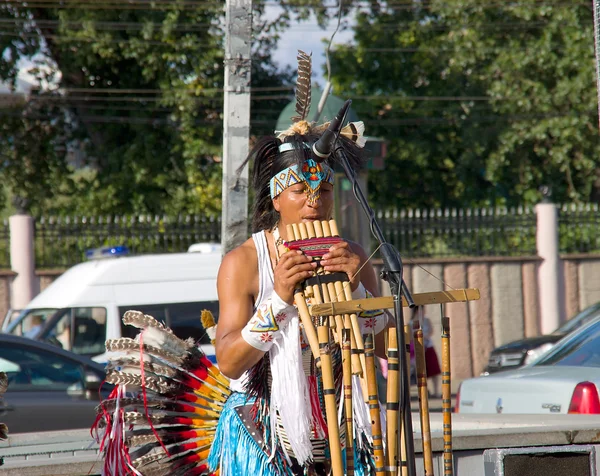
[265,8,355,83]
[9,8,356,92]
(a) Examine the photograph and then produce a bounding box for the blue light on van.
[85,246,130,260]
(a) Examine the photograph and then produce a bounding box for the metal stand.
[333,140,417,476]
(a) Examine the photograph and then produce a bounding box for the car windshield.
[535,318,600,368]
[552,302,600,335]
[6,308,61,337]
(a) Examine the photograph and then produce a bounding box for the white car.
[456,315,600,415]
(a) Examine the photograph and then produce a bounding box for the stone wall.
[0,269,62,327]
[373,254,600,383]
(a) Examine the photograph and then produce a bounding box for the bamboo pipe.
[311,221,338,331]
[302,219,364,377]
[385,328,399,476]
[296,222,325,308]
[317,319,344,476]
[305,221,344,343]
[364,333,385,473]
[441,315,454,476]
[325,220,368,401]
[328,220,367,378]
[342,323,355,476]
[284,224,321,367]
[400,324,412,476]
[414,323,434,476]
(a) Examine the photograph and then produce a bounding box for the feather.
[142,326,192,356]
[135,464,171,476]
[123,411,153,425]
[200,310,217,345]
[291,50,312,123]
[106,338,184,365]
[96,397,167,414]
[0,372,8,441]
[200,310,215,330]
[340,121,367,148]
[106,356,179,379]
[0,372,7,396]
[96,311,227,476]
[131,449,169,469]
[123,310,173,335]
[128,434,159,447]
[106,370,172,394]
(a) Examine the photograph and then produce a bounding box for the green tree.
[330,0,599,208]
[0,1,297,216]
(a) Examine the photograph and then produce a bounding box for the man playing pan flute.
[209,51,390,476]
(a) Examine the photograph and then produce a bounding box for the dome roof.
[275,86,360,132]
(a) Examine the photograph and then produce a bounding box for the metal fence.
[0,204,593,269]
[377,206,538,258]
[34,215,221,268]
[0,219,9,268]
[558,203,600,254]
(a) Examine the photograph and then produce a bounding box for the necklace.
[272,225,284,263]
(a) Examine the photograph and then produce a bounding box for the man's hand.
[273,250,318,304]
[320,241,362,290]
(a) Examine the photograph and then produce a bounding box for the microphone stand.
[333,140,417,476]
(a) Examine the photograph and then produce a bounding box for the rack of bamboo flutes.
[282,219,480,476]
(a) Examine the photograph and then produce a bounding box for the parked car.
[456,314,600,414]
[0,334,109,433]
[483,302,600,374]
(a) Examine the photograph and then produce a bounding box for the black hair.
[239,131,366,233]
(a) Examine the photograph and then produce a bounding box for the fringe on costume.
[208,392,289,476]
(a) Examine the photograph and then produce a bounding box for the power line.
[335,45,592,54]
[262,0,588,7]
[0,23,585,38]
[4,0,224,11]
[26,94,495,103]
[3,0,588,9]
[58,86,294,94]
[0,109,594,127]
[0,19,215,31]
[0,31,221,46]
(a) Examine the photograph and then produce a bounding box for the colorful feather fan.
[0,371,7,441]
[93,310,230,476]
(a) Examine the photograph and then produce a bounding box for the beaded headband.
[269,50,365,205]
[269,157,334,204]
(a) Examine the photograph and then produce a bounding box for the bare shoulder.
[218,237,258,288]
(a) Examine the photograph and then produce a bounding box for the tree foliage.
[0,1,294,216]
[330,0,599,208]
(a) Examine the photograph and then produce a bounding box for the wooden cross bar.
[309,288,480,317]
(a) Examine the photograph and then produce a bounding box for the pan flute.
[282,219,385,476]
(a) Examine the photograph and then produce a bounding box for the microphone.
[312,99,352,163]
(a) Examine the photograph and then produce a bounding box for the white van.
[3,250,221,363]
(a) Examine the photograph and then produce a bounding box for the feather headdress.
[93,310,230,476]
[291,50,312,124]
[276,50,366,148]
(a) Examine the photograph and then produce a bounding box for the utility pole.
[221,0,252,255]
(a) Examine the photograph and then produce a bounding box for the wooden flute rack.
[309,288,480,317]
[308,286,480,476]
